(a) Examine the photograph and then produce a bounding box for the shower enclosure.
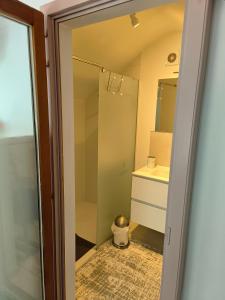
[74,60,139,249]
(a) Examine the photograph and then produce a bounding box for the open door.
[0,1,56,299]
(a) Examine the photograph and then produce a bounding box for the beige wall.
[74,86,98,205]
[149,131,173,167]
[135,31,181,169]
[74,97,86,204]
[85,91,98,204]
[124,54,141,80]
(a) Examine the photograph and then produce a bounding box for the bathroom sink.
[150,167,169,178]
[132,165,170,183]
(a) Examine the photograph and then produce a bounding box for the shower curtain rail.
[72,55,105,71]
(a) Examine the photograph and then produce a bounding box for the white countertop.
[132,165,170,183]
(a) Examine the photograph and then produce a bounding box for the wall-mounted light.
[130,13,140,28]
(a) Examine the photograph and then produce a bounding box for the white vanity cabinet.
[130,166,169,233]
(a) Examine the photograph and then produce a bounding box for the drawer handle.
[132,198,166,210]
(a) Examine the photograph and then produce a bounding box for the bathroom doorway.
[69,2,183,298]
[46,0,212,299]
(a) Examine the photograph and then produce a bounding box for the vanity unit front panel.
[132,176,168,209]
[131,200,166,233]
[131,169,169,234]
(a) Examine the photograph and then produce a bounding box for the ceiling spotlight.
[130,13,140,28]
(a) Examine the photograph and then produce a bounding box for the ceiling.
[72,2,184,100]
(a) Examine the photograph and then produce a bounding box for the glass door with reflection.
[0,14,46,300]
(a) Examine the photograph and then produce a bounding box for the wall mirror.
[155,77,178,132]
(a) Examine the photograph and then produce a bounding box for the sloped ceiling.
[72,2,184,100]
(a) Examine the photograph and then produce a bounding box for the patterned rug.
[75,240,162,299]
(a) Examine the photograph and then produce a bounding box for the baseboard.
[75,247,97,271]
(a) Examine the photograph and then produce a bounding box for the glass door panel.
[181,2,225,299]
[0,15,44,299]
[97,70,139,246]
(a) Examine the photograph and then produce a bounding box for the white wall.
[41,0,174,18]
[123,32,181,170]
[0,16,34,138]
[19,0,53,9]
[135,31,181,169]
[41,0,86,13]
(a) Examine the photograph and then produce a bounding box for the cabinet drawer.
[131,176,168,209]
[131,200,166,233]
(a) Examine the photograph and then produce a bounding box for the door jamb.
[0,1,57,299]
[46,0,213,299]
[160,0,213,299]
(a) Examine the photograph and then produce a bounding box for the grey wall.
[182,1,225,299]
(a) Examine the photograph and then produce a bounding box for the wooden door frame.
[0,1,57,299]
[45,0,213,299]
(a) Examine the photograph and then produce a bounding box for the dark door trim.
[0,1,57,299]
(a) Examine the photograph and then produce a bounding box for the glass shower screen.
[97,70,139,246]
[0,15,44,299]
